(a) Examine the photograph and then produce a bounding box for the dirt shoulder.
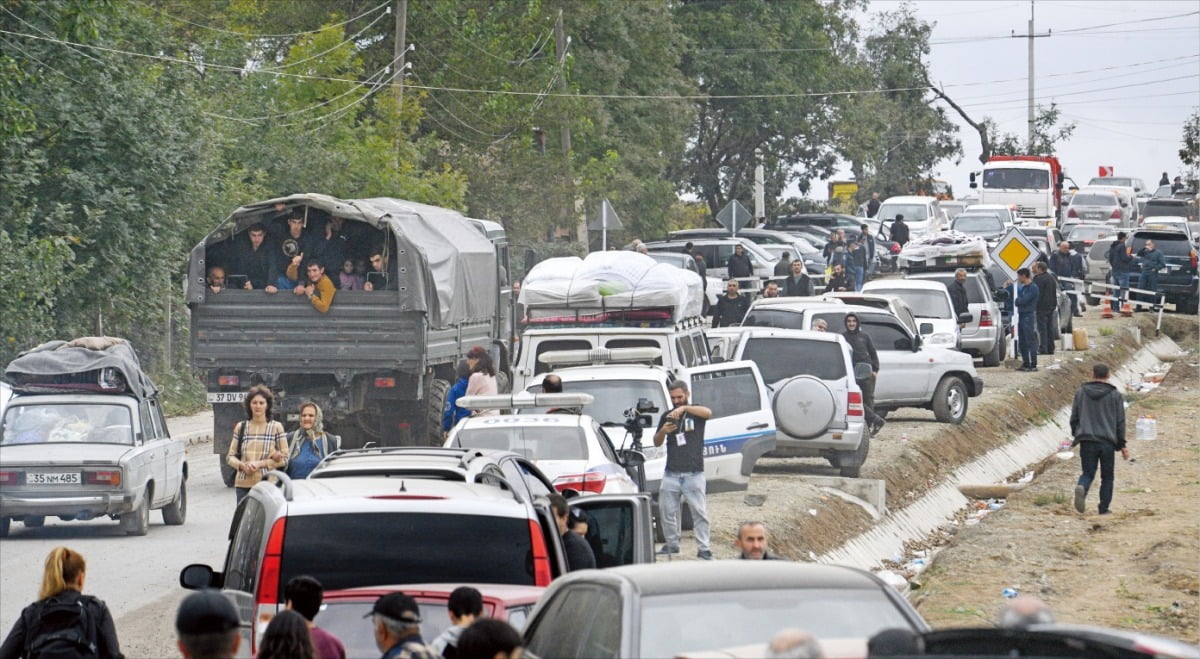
[912,329,1199,643]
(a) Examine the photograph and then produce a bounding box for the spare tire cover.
[773,375,837,439]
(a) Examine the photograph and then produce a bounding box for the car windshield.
[1,403,133,445]
[877,204,928,221]
[741,337,847,383]
[952,215,1004,234]
[452,424,587,460]
[640,588,916,657]
[1066,226,1111,241]
[1143,203,1188,218]
[1070,194,1118,207]
[525,380,667,426]
[983,168,1050,190]
[869,289,951,319]
[1130,236,1192,258]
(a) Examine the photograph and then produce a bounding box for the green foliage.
[985,103,1077,158]
[1180,109,1199,186]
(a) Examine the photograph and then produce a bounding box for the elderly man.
[176,590,242,659]
[735,521,787,560]
[369,592,437,659]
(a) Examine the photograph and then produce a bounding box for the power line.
[256,6,392,73]
[128,0,391,40]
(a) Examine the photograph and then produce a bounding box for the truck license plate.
[28,472,81,485]
[207,392,246,403]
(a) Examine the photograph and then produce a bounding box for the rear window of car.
[742,309,806,330]
[1130,235,1193,258]
[952,215,1004,232]
[741,337,847,383]
[1066,226,1112,241]
[280,513,535,590]
[1070,194,1117,207]
[453,425,587,460]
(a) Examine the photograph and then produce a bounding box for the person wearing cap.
[368,592,437,659]
[549,493,596,571]
[176,589,241,659]
[430,586,483,659]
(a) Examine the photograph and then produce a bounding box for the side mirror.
[711,355,726,363]
[958,312,974,324]
[179,564,220,590]
[619,449,646,467]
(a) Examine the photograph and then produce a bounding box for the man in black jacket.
[549,494,595,571]
[948,269,970,326]
[1070,363,1128,515]
[866,192,881,218]
[1106,233,1134,313]
[843,313,884,434]
[726,244,754,289]
[1047,241,1086,317]
[712,279,750,328]
[783,260,814,297]
[890,215,910,247]
[1032,262,1058,354]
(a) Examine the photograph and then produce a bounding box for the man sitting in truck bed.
[363,247,398,291]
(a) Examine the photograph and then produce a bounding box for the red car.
[314,583,544,657]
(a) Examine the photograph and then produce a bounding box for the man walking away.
[948,268,970,326]
[1106,232,1134,313]
[842,313,884,435]
[727,244,754,290]
[176,589,241,659]
[549,493,596,571]
[653,381,713,560]
[1012,268,1039,371]
[1070,363,1128,515]
[1032,262,1058,355]
[712,279,750,328]
[735,521,787,560]
[890,215,910,247]
[1048,242,1084,317]
[774,251,793,278]
[430,587,482,659]
[285,576,346,659]
[1136,239,1166,310]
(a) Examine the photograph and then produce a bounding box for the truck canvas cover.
[520,251,704,322]
[195,194,497,328]
[3,337,157,399]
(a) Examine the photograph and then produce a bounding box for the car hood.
[919,346,976,367]
[0,442,137,465]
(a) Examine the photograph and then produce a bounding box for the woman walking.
[464,346,499,417]
[227,384,288,504]
[281,402,340,480]
[0,546,123,659]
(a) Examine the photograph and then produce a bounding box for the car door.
[685,362,777,490]
[138,400,169,505]
[151,396,185,503]
[859,317,930,405]
[570,493,654,567]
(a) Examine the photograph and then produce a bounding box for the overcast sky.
[810,0,1200,200]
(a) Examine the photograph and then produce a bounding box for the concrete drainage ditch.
[812,331,1185,591]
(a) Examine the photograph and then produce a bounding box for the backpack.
[26,594,99,659]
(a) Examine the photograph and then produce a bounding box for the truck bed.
[190,292,493,373]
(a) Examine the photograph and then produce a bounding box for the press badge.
[675,432,686,446]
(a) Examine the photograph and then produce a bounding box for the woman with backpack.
[0,546,123,658]
[279,402,340,480]
[226,384,289,504]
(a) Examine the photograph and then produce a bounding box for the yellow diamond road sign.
[990,228,1041,281]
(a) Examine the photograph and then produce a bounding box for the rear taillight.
[529,520,552,586]
[890,243,901,254]
[0,470,22,486]
[1191,250,1197,270]
[979,310,994,328]
[374,377,396,388]
[553,472,607,494]
[1110,209,1121,219]
[848,391,863,417]
[84,470,121,486]
[1067,208,1077,218]
[253,517,287,653]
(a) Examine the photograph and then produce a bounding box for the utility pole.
[554,10,584,243]
[1013,1,1051,152]
[394,0,407,107]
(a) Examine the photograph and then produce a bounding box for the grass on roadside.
[1033,493,1068,507]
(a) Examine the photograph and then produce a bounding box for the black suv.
[1128,229,1199,314]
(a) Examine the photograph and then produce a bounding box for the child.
[338,258,364,291]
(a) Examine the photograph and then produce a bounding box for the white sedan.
[445,408,640,495]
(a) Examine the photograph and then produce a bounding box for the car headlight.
[927,333,957,347]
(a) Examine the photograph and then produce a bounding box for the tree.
[1180,108,1199,186]
[986,103,1076,158]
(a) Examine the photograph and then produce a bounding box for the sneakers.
[1073,485,1086,513]
[697,550,714,561]
[656,544,680,556]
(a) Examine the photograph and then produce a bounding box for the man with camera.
[652,381,714,560]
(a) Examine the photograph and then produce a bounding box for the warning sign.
[1098,165,1114,177]
[990,228,1041,281]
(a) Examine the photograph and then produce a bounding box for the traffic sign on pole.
[587,199,623,250]
[715,200,752,236]
[990,228,1040,281]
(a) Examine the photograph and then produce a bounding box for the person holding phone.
[652,381,714,560]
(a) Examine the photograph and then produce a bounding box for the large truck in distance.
[969,155,1066,227]
[186,194,511,486]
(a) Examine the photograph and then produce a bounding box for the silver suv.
[906,271,1005,366]
[180,447,652,655]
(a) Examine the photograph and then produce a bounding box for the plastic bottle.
[1002,587,1019,599]
[1136,415,1158,441]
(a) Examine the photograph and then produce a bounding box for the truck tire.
[162,478,187,525]
[427,379,451,445]
[772,376,837,439]
[120,489,150,536]
[981,335,1003,367]
[932,376,969,424]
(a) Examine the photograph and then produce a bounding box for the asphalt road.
[0,411,225,657]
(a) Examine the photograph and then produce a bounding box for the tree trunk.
[924,72,991,164]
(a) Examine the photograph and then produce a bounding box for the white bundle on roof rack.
[898,231,992,267]
[520,251,703,321]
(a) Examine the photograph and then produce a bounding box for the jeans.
[1036,310,1055,353]
[1111,271,1131,311]
[1077,440,1116,513]
[856,375,882,427]
[235,487,250,505]
[659,471,710,552]
[1017,315,1038,367]
[1139,273,1159,308]
[848,264,864,291]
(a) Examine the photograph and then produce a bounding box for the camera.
[622,397,659,448]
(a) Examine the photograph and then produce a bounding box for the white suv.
[720,328,869,477]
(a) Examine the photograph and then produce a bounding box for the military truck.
[186,194,511,486]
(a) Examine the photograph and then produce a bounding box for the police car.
[445,393,643,495]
